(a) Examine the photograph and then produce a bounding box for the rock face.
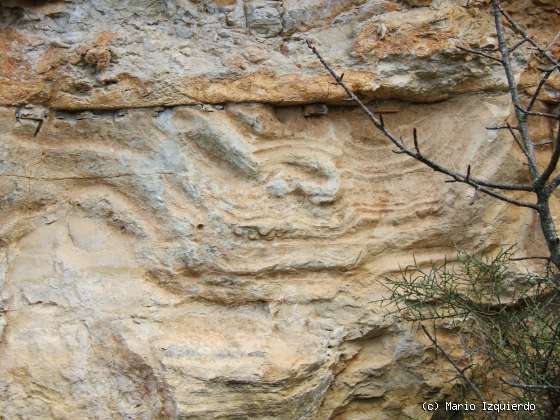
[0,0,558,419]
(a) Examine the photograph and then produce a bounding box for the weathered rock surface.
[0,0,559,419]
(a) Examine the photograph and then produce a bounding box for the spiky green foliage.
[383,248,560,418]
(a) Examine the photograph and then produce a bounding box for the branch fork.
[306,0,560,267]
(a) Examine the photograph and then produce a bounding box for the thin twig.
[486,125,518,131]
[501,379,560,390]
[497,4,560,71]
[527,68,555,112]
[511,256,551,261]
[535,140,553,147]
[457,45,503,63]
[546,122,560,193]
[515,105,560,120]
[421,325,489,403]
[543,321,560,374]
[508,38,528,53]
[505,122,530,160]
[535,121,560,188]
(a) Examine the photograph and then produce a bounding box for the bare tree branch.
[546,123,560,193]
[508,38,529,53]
[413,127,419,155]
[306,40,538,209]
[490,3,560,266]
[527,67,556,112]
[535,120,560,188]
[420,325,494,415]
[510,256,550,262]
[505,122,531,160]
[501,380,560,391]
[457,45,503,63]
[486,124,518,131]
[548,176,560,193]
[496,2,560,196]
[515,105,560,120]
[497,3,560,71]
[307,0,560,266]
[492,0,539,180]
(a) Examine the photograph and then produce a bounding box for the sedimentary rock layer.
[0,0,558,419]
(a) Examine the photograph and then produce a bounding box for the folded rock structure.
[0,0,558,418]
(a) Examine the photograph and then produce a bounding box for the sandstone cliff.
[0,0,559,418]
